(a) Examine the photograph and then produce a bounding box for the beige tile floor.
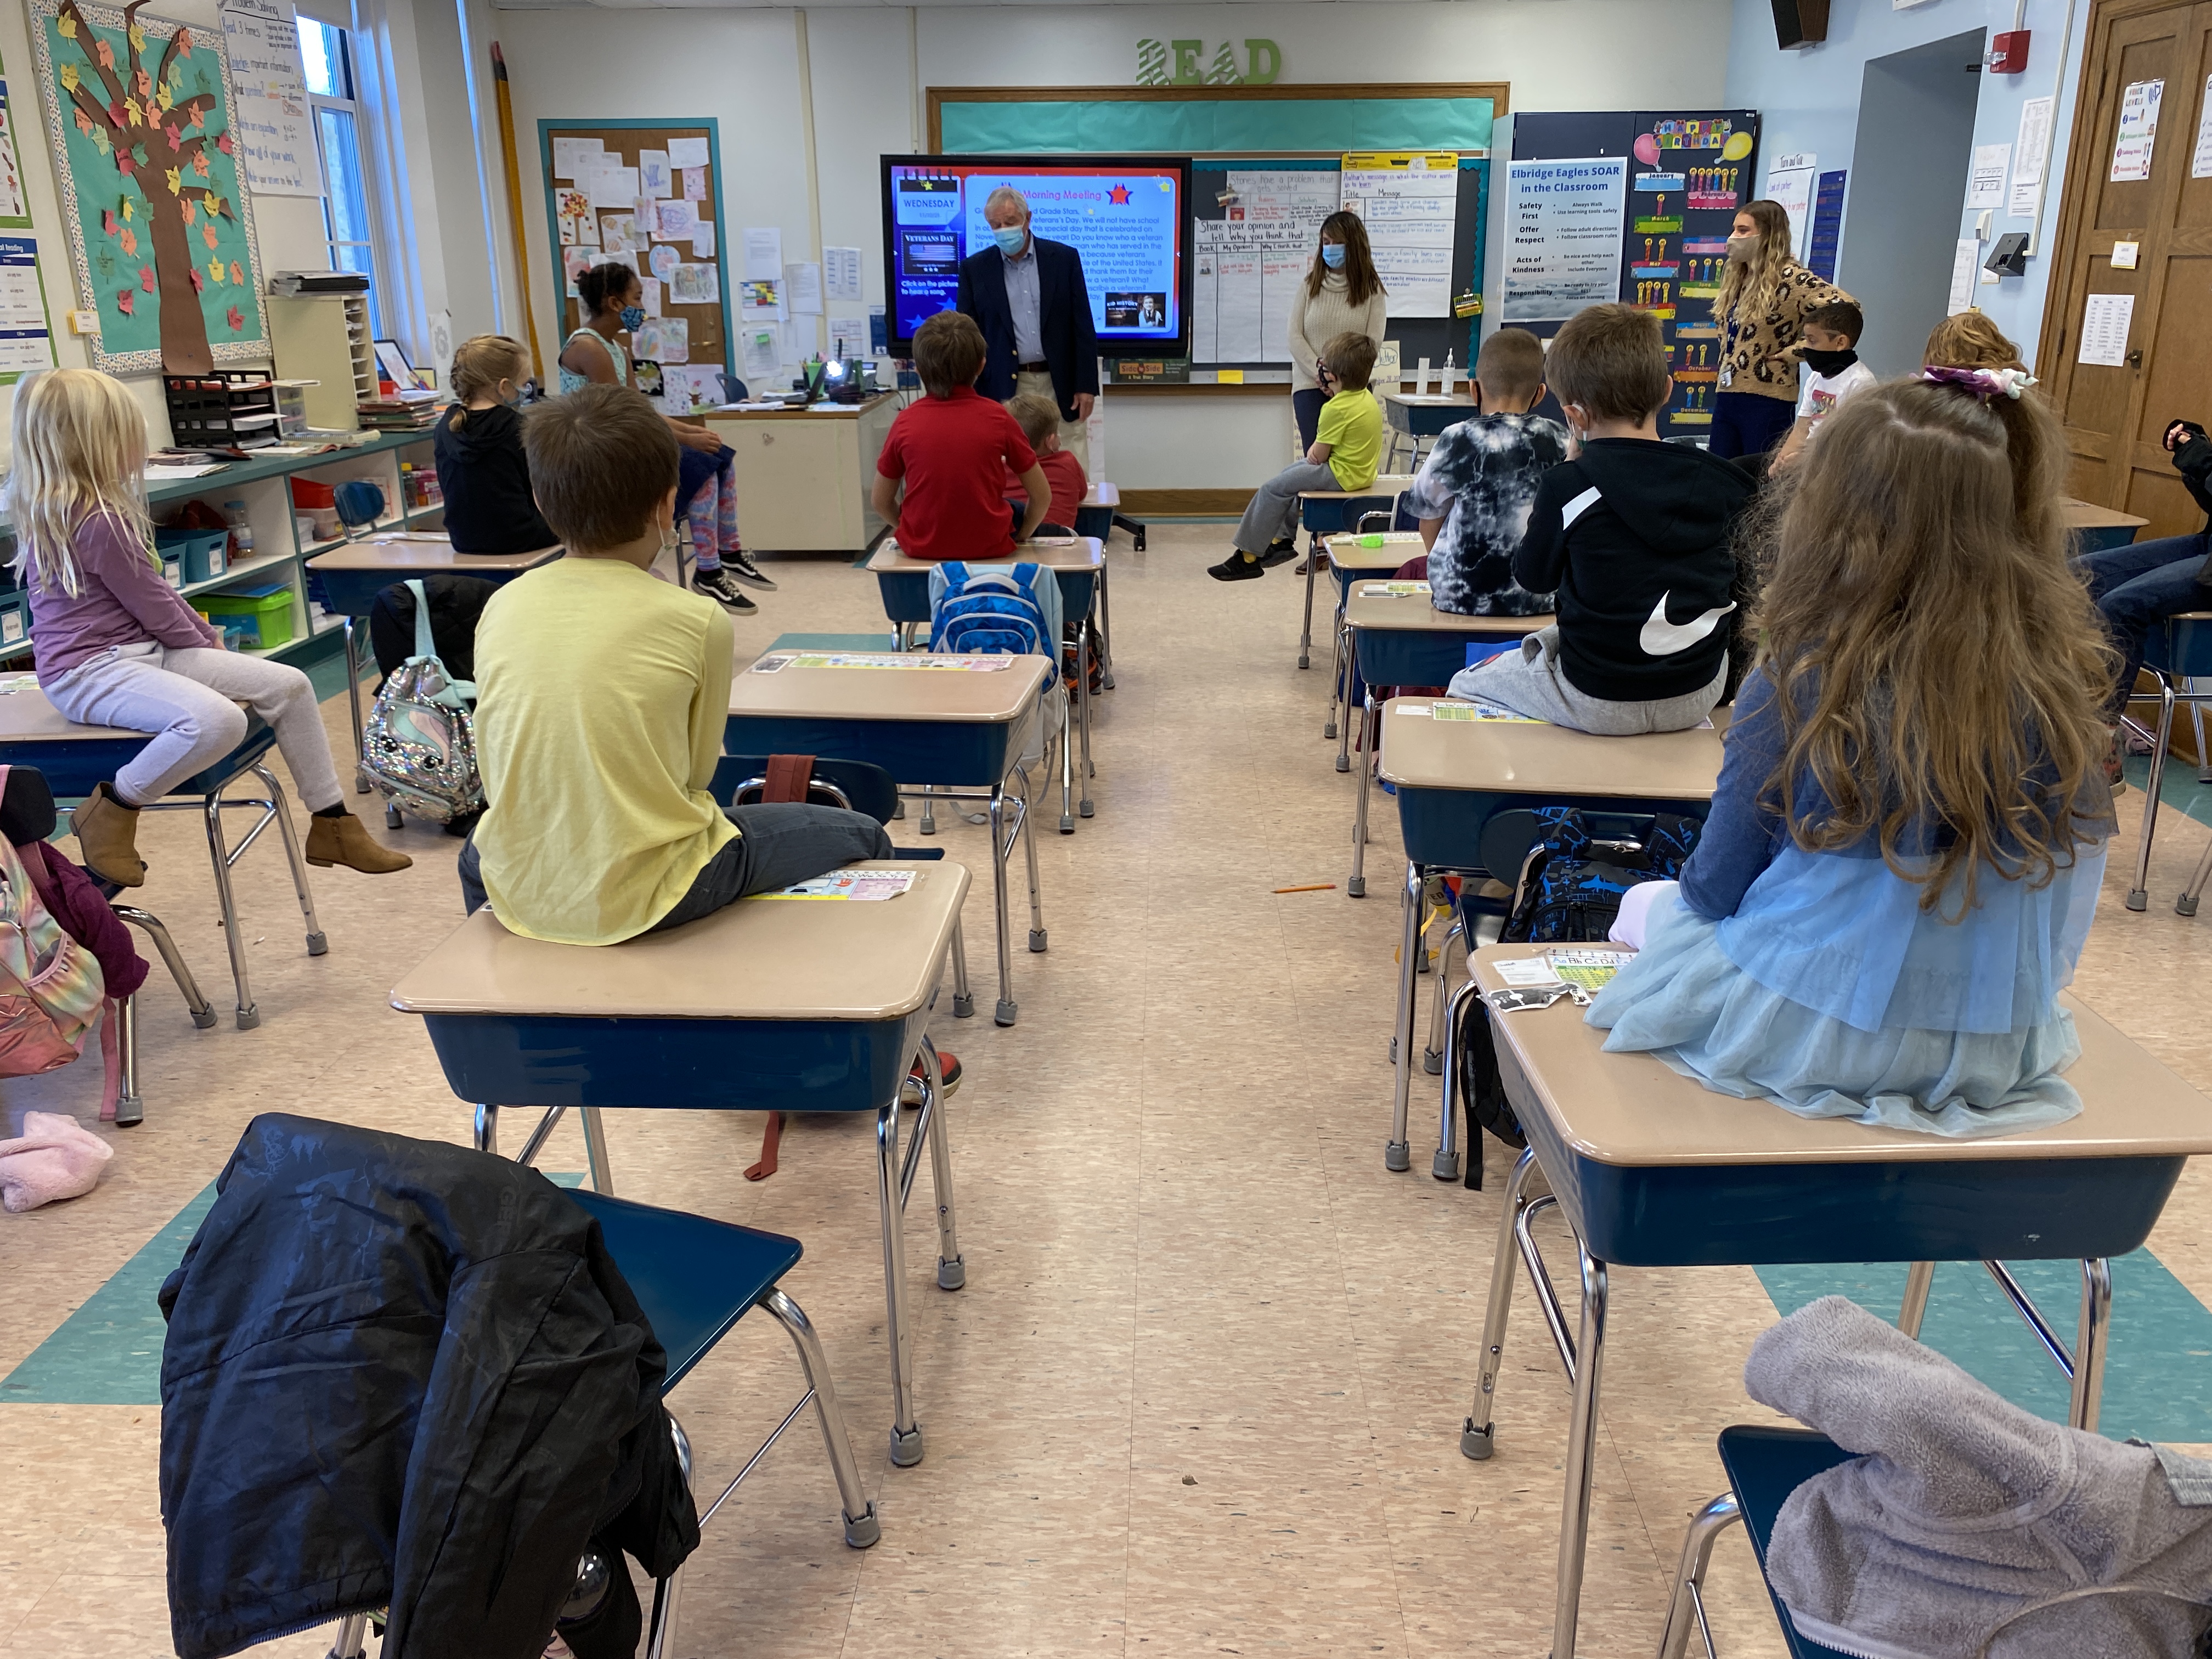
[2,522,2209,1658]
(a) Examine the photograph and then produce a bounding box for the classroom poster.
[1502,157,1626,321]
[2110,79,2163,182]
[1805,169,1845,284]
[29,0,268,373]
[1339,152,1458,317]
[218,0,317,198]
[1189,167,1337,362]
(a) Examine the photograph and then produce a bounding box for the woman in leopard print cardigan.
[1711,198,1850,460]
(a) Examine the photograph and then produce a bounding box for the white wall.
[487,0,1731,491]
[1724,0,2095,370]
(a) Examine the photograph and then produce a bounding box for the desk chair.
[2124,611,2212,913]
[316,1190,879,1659]
[1294,477,1415,669]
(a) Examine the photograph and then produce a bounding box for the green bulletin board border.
[930,83,1502,157]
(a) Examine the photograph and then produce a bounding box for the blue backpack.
[929,562,1053,657]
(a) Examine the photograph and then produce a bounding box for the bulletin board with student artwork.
[539,117,734,405]
[1508,109,1760,441]
[28,0,270,374]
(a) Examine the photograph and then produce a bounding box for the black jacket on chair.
[158,1115,697,1659]
[956,235,1099,421]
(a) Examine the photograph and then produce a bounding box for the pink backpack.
[0,767,107,1079]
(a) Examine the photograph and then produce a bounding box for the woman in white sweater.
[1286,210,1389,449]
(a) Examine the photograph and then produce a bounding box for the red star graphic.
[1107,184,1131,205]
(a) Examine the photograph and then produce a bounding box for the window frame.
[298,16,389,336]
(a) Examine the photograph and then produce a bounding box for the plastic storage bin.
[200,582,295,650]
[156,527,229,585]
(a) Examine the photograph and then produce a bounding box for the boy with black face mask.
[1774,300,1875,471]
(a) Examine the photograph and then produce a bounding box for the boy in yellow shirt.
[1210,331,1384,581]
[459,385,890,944]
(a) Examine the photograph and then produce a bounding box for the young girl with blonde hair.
[7,368,410,886]
[1589,371,2115,1136]
[432,334,557,555]
[1710,198,1849,460]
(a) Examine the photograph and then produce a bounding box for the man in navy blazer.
[956,185,1098,468]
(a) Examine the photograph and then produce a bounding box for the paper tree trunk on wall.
[30,0,269,374]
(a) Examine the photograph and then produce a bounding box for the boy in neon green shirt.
[1210,331,1384,581]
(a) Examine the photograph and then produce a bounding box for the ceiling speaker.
[1772,0,1830,49]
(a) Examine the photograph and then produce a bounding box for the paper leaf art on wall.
[31,0,267,372]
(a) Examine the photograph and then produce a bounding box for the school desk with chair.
[304,534,561,807]
[725,649,1053,1026]
[1380,390,1477,471]
[1375,697,1727,1176]
[2123,611,2212,916]
[866,538,1107,833]
[1458,940,2212,1659]
[1293,475,1417,670]
[1316,531,1426,746]
[390,859,972,1470]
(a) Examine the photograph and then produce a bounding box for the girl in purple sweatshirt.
[6,369,409,887]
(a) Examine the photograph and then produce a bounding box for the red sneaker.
[903,1048,961,1104]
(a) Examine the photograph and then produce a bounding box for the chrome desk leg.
[324,1613,369,1659]
[1096,561,1116,689]
[1898,1260,1936,1339]
[2179,828,2212,917]
[253,765,327,956]
[1424,917,1461,1075]
[1020,770,1047,954]
[1059,683,1076,834]
[949,919,975,1018]
[644,1418,694,1659]
[1385,860,1422,1171]
[1299,541,1319,669]
[919,783,936,836]
[917,1037,965,1290]
[112,992,143,1127]
[201,788,258,1030]
[1435,977,1482,1184]
[764,1289,883,1547]
[1335,623,1357,774]
[342,618,370,793]
[2129,678,2176,911]
[114,905,218,1028]
[1550,1242,1612,1659]
[1349,692,1376,897]
[579,1106,614,1194]
[473,1103,498,1156]
[1656,1492,1742,1659]
[876,1099,924,1466]
[989,781,1016,1025]
[2072,1257,2112,1433]
[1077,619,1096,820]
[1463,1146,1541,1459]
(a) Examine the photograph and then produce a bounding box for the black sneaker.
[1207,554,1265,582]
[720,547,777,591]
[692,567,758,613]
[1257,538,1300,568]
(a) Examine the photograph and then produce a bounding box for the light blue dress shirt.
[1001,239,1043,364]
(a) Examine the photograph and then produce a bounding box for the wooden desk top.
[1472,943,2212,1165]
[867,538,1103,576]
[730,650,1051,723]
[0,681,151,741]
[1300,473,1417,500]
[1379,696,1728,796]
[699,393,895,422]
[1082,481,1121,508]
[307,539,562,574]
[2062,497,2151,531]
[1344,594,1555,636]
[392,861,969,1023]
[1325,531,1426,572]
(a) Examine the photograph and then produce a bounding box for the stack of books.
[355,391,443,432]
[269,270,372,296]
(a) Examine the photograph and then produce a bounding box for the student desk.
[726,651,1052,1026]
[1294,475,1415,669]
[865,539,1105,833]
[1460,941,2212,1659]
[698,393,898,554]
[1341,606,1554,895]
[305,535,562,804]
[390,861,970,1466]
[1317,532,1427,748]
[0,682,322,1029]
[2062,495,2148,555]
[1376,697,1725,1174]
[1380,390,1475,470]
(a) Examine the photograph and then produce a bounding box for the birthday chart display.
[1618,114,1760,437]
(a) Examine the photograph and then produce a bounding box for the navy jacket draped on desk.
[956,237,1099,423]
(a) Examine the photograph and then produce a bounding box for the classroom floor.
[3,522,2210,1659]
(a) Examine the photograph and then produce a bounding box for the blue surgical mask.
[1322,242,1347,270]
[619,304,646,332]
[994,225,1028,257]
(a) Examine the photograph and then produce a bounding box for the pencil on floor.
[1274,883,1338,893]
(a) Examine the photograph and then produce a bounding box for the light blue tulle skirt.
[1585,888,2087,1138]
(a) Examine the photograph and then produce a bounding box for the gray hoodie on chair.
[1742,1295,2212,1659]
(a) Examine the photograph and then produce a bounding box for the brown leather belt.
[1015,360,1049,373]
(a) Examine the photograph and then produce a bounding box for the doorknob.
[2127,348,2143,368]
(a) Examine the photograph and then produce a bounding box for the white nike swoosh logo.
[1639,592,1736,656]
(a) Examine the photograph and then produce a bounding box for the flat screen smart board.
[881,155,1191,357]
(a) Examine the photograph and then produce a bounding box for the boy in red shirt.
[1002,392,1087,535]
[873,311,1051,560]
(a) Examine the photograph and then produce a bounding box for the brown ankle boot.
[305,810,414,873]
[74,781,146,888]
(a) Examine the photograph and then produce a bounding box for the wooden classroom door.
[2038,0,2212,538]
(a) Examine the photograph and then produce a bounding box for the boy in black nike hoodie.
[1447,303,1752,733]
